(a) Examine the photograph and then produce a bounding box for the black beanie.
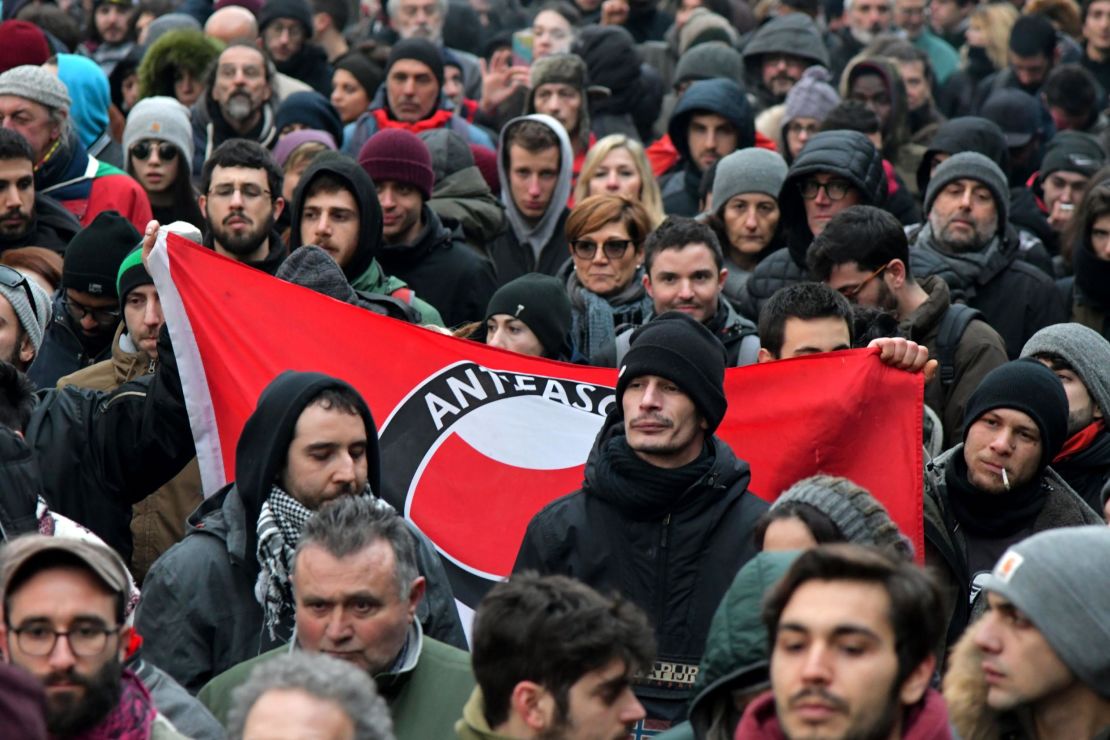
[616,312,728,433]
[257,0,313,36]
[962,359,1068,467]
[386,39,445,88]
[63,211,141,298]
[485,273,572,359]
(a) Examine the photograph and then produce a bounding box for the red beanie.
[470,143,499,196]
[358,129,435,200]
[0,21,50,75]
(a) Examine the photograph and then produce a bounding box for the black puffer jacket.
[738,130,886,321]
[136,371,466,694]
[908,224,1066,358]
[0,428,42,541]
[514,414,768,726]
[662,79,754,218]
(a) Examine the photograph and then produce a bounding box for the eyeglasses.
[570,239,634,260]
[8,623,121,657]
[207,183,272,201]
[800,179,852,201]
[836,261,891,300]
[785,121,819,137]
[130,141,178,162]
[0,265,35,317]
[63,294,121,327]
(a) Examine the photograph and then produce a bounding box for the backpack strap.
[936,304,983,387]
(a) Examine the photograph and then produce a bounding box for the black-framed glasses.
[570,238,634,260]
[63,294,121,327]
[836,261,891,301]
[800,178,852,201]
[130,141,178,162]
[8,623,122,657]
[0,265,35,316]
[207,183,271,201]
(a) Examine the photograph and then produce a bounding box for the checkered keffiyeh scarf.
[255,485,314,641]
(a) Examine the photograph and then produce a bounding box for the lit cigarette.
[1002,468,1010,491]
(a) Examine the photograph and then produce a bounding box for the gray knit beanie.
[712,148,788,212]
[772,474,914,559]
[0,270,51,353]
[783,66,839,125]
[123,96,194,173]
[674,41,744,88]
[923,151,1009,231]
[1020,323,1110,423]
[980,526,1110,698]
[0,65,71,112]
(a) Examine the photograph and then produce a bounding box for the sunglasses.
[63,294,120,327]
[570,239,634,260]
[0,265,34,315]
[130,141,179,162]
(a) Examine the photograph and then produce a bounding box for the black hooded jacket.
[0,194,82,255]
[514,413,768,725]
[737,130,886,321]
[741,15,830,113]
[289,153,382,285]
[136,371,467,694]
[376,206,496,327]
[661,79,754,218]
[275,43,332,96]
[1054,431,1110,512]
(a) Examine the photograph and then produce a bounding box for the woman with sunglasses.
[560,194,653,362]
[122,97,203,228]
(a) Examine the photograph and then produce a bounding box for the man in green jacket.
[198,496,473,740]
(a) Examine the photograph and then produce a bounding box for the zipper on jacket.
[656,513,671,628]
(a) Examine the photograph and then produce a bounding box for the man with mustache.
[199,139,288,275]
[922,360,1102,657]
[514,312,769,732]
[0,536,187,739]
[737,544,949,739]
[190,44,278,179]
[740,15,830,115]
[78,0,137,76]
[136,371,466,694]
[907,152,1065,358]
[0,129,80,255]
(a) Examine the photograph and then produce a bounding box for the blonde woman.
[963,3,1020,78]
[574,135,665,227]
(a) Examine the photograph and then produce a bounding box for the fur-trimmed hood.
[944,623,1021,740]
[138,28,224,100]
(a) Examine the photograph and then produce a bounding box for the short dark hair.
[643,216,724,274]
[201,139,284,203]
[807,205,910,281]
[1030,351,1075,374]
[308,386,364,417]
[301,172,355,207]
[532,0,581,26]
[503,120,560,161]
[1042,64,1098,118]
[821,100,880,135]
[763,544,943,690]
[0,129,34,165]
[0,361,36,433]
[758,282,853,358]
[472,573,655,729]
[753,502,843,550]
[312,0,350,31]
[1009,13,1057,58]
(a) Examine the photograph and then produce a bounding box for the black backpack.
[935,304,983,387]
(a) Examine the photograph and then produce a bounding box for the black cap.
[1040,131,1106,177]
[386,38,444,88]
[980,89,1041,148]
[63,211,141,298]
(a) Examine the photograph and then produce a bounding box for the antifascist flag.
[151,232,924,606]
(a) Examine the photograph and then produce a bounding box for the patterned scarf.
[566,266,653,360]
[255,485,315,642]
[69,669,157,740]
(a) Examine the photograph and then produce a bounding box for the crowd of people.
[0,0,1108,736]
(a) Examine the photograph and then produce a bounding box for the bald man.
[203,6,310,101]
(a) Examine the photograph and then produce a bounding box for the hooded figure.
[55,54,121,168]
[135,371,467,694]
[573,25,663,145]
[741,14,830,114]
[288,153,445,325]
[524,53,607,172]
[418,128,506,254]
[256,0,333,95]
[274,91,344,145]
[840,55,925,196]
[137,29,223,104]
[489,114,575,284]
[737,130,885,320]
[661,78,755,217]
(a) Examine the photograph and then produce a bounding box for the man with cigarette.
[923,359,1103,656]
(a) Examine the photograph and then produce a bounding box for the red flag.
[151,233,924,602]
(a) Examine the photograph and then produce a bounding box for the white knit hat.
[123,96,194,172]
[0,65,71,111]
[0,268,51,353]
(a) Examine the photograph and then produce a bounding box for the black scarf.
[1074,238,1110,312]
[590,434,715,521]
[945,453,1046,537]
